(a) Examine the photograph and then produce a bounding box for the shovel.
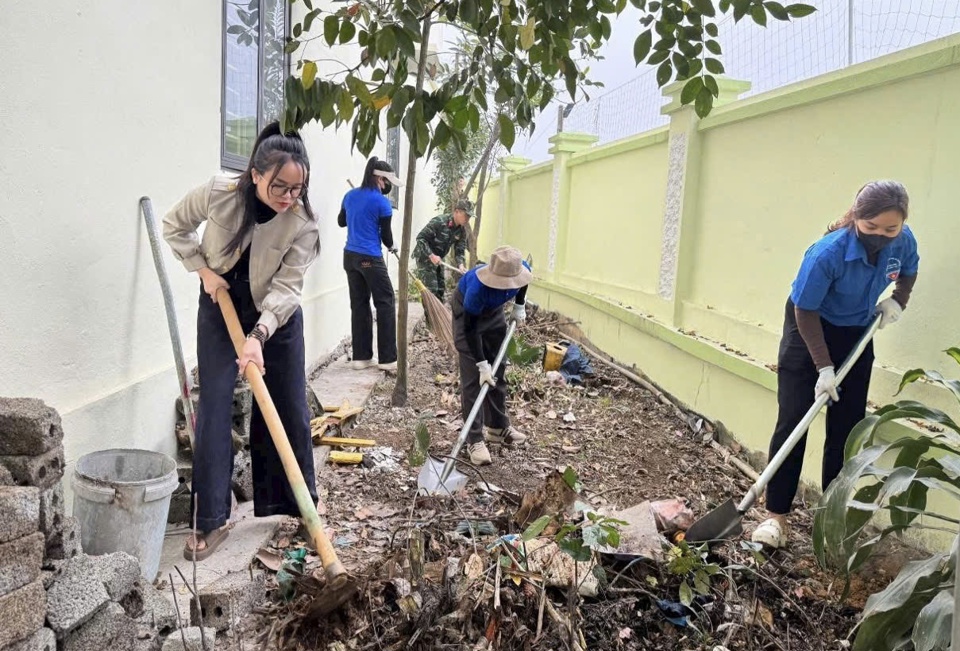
[685,314,881,544]
[418,320,518,496]
[216,289,355,613]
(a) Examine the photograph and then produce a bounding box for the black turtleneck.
[223,197,278,281]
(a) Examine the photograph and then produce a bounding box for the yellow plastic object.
[542,342,569,372]
[317,437,376,448]
[329,451,364,465]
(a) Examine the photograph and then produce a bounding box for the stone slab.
[63,602,137,651]
[0,580,46,648]
[90,551,141,601]
[1,627,55,651]
[0,487,40,544]
[45,556,111,636]
[160,627,215,651]
[0,398,64,456]
[0,532,44,594]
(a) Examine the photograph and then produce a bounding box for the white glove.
[511,303,526,323]
[876,297,903,329]
[477,361,495,388]
[815,366,840,403]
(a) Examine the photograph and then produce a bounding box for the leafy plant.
[507,334,543,367]
[665,539,722,606]
[812,347,960,651]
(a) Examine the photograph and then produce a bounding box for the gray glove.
[511,303,526,323]
[815,366,840,403]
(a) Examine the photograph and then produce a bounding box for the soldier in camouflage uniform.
[413,200,472,300]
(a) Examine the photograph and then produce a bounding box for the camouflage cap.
[454,199,474,217]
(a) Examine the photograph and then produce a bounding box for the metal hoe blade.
[685,499,743,543]
[417,455,468,496]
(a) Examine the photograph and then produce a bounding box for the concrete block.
[0,446,65,490]
[0,532,44,594]
[0,580,46,648]
[137,584,178,635]
[0,464,13,485]
[133,629,163,651]
[45,555,110,636]
[1,627,55,651]
[0,398,64,456]
[38,484,64,537]
[0,487,40,544]
[230,451,253,503]
[306,386,324,419]
[161,627,216,651]
[90,551,140,600]
[45,515,81,561]
[189,570,265,632]
[63,602,137,651]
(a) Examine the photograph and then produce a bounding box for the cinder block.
[137,584,178,635]
[133,628,163,651]
[38,484,64,536]
[0,446,65,490]
[63,602,137,651]
[0,580,47,648]
[0,532,44,594]
[189,570,266,632]
[230,451,253,503]
[161,627,216,651]
[0,487,40,544]
[167,484,192,525]
[45,555,111,636]
[1,627,55,651]
[0,398,64,456]
[45,515,81,561]
[0,464,13,485]
[90,551,140,600]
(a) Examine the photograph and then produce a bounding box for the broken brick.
[0,486,40,544]
[0,446,65,490]
[190,570,266,631]
[0,532,44,594]
[45,555,110,636]
[0,580,47,648]
[0,398,64,456]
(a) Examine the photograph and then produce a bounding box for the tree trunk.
[462,122,500,198]
[467,156,490,267]
[391,12,433,407]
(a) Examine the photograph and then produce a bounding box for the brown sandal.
[183,527,230,561]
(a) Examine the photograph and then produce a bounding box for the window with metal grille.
[221,0,289,171]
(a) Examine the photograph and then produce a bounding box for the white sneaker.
[484,426,527,445]
[468,442,492,466]
[751,518,787,549]
[349,359,376,370]
[378,361,397,372]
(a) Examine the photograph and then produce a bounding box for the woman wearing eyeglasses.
[163,122,320,560]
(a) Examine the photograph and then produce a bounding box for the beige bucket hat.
[476,246,533,290]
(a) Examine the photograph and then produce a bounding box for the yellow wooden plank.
[317,437,376,448]
[329,451,364,464]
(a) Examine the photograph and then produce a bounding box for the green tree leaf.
[694,85,714,117]
[633,30,653,64]
[680,76,703,105]
[751,4,768,26]
[679,580,693,606]
[323,15,339,46]
[705,57,724,74]
[764,1,789,20]
[522,515,553,541]
[339,20,357,44]
[786,3,817,18]
[912,590,953,651]
[302,61,318,90]
[497,113,515,150]
[691,0,716,17]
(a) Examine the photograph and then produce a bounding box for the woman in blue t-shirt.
[752,180,920,549]
[338,157,402,371]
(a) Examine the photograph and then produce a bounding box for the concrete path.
[155,303,423,621]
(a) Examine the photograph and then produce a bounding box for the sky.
[508,0,960,162]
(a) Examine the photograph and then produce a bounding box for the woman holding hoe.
[752,180,920,549]
[164,122,320,560]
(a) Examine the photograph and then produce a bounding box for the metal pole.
[557,104,564,133]
[847,0,854,66]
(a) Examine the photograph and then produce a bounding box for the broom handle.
[215,289,348,587]
[440,321,517,483]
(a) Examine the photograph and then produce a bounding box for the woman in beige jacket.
[163,123,320,560]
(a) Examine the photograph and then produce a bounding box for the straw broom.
[392,251,457,358]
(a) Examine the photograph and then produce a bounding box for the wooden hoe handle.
[216,289,347,586]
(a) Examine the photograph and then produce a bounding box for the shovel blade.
[685,499,743,543]
[417,456,468,496]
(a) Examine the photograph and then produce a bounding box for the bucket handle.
[143,472,180,503]
[73,478,118,504]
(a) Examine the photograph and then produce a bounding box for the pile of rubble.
[0,398,211,651]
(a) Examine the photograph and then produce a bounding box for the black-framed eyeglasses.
[269,182,305,199]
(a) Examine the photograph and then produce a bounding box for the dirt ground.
[221,303,922,651]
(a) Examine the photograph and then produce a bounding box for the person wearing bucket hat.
[338,156,403,372]
[452,245,533,465]
[412,199,472,300]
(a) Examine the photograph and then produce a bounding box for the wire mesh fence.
[557,0,960,147]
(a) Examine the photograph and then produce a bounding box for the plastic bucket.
[72,448,178,582]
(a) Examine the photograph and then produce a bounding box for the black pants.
[764,299,875,514]
[192,281,317,533]
[452,291,510,444]
[343,250,397,364]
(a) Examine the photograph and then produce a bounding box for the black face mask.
[858,232,896,256]
[381,181,392,196]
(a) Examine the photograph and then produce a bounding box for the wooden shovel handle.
[216,289,347,586]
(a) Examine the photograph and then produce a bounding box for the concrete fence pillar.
[496,155,532,248]
[547,132,598,281]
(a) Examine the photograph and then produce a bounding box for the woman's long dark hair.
[825,180,909,234]
[225,122,315,255]
[360,156,395,190]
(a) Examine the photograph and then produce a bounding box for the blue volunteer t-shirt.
[790,225,919,327]
[458,261,533,315]
[342,187,393,257]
